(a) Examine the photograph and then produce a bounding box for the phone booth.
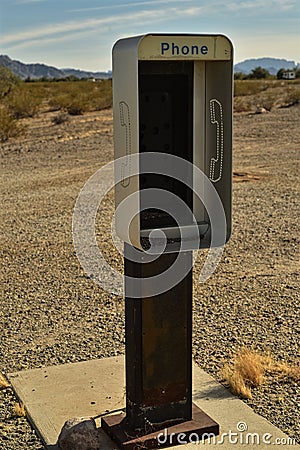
[113,33,232,252]
[102,34,233,449]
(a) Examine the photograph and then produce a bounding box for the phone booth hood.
[113,34,233,253]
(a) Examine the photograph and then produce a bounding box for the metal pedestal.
[102,244,219,448]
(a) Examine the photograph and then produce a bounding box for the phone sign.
[161,42,208,57]
[138,35,232,60]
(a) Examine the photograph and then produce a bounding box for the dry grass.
[221,365,253,399]
[221,348,299,399]
[14,403,26,418]
[270,361,300,381]
[234,80,269,96]
[0,373,10,390]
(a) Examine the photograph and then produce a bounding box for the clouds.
[4,0,298,49]
[3,10,157,46]
[2,4,205,50]
[226,0,297,12]
[2,0,299,69]
[15,0,46,4]
[70,0,193,14]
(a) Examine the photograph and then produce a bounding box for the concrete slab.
[8,357,298,449]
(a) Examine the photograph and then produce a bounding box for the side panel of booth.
[113,37,142,249]
[205,60,232,245]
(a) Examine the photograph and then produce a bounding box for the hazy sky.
[1,0,299,71]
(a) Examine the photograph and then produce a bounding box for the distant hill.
[234,58,297,75]
[0,55,112,80]
[1,54,297,79]
[61,67,111,79]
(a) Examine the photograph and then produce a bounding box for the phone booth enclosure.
[113,34,233,252]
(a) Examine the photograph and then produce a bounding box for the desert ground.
[0,99,299,448]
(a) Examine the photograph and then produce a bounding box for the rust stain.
[142,382,187,406]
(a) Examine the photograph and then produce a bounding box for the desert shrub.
[88,79,112,110]
[0,108,27,142]
[1,78,112,117]
[48,94,66,112]
[66,96,90,115]
[0,67,20,98]
[234,96,255,112]
[283,88,300,107]
[4,87,42,118]
[257,92,279,111]
[48,79,112,113]
[50,93,89,115]
[51,112,69,125]
[234,71,247,80]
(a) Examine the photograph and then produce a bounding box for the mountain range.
[0,55,297,80]
[234,57,297,75]
[0,55,112,80]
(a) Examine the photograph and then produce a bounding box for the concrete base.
[8,356,299,449]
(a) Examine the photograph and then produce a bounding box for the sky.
[0,0,299,72]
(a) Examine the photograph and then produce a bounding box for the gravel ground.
[0,105,299,449]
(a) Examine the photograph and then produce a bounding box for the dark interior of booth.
[138,61,194,232]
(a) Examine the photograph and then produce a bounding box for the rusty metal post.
[102,244,219,449]
[124,244,193,429]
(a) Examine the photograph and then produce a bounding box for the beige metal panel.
[205,60,233,243]
[138,34,232,61]
[113,36,143,249]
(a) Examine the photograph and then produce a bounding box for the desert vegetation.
[221,348,300,400]
[234,79,300,112]
[0,69,112,142]
[0,374,10,390]
[0,67,300,142]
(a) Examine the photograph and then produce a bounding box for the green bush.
[234,72,247,80]
[0,108,27,142]
[248,66,273,79]
[48,80,112,114]
[4,87,42,118]
[49,93,89,115]
[0,67,20,98]
[88,79,112,110]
